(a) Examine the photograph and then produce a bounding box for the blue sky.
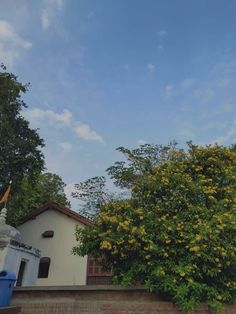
[1,0,236,207]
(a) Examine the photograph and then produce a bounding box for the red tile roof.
[19,200,94,226]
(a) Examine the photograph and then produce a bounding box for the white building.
[17,201,93,286]
[0,208,40,286]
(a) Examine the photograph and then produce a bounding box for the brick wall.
[0,307,21,314]
[12,286,236,314]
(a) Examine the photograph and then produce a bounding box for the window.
[87,256,113,285]
[38,257,50,278]
[42,230,54,238]
[16,260,27,286]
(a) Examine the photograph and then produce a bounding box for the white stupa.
[0,206,40,286]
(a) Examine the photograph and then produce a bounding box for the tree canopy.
[0,64,45,191]
[8,172,70,225]
[0,65,70,225]
[73,143,236,313]
[72,176,122,220]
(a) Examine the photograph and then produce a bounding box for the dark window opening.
[38,257,50,278]
[87,255,112,284]
[42,230,54,238]
[16,260,26,286]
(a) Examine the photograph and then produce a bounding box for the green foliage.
[72,176,107,219]
[0,63,45,223]
[72,176,120,220]
[74,143,236,313]
[0,64,45,191]
[0,64,70,225]
[107,142,179,189]
[7,172,70,225]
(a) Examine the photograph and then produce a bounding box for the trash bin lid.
[0,270,16,280]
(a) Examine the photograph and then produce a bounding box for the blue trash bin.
[0,270,16,307]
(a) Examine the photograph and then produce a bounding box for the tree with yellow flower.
[73,143,236,313]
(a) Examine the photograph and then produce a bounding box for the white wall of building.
[18,209,88,286]
[0,247,7,270]
[4,245,40,286]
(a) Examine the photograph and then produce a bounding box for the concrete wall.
[12,286,236,314]
[0,242,40,286]
[0,245,7,270]
[17,209,87,286]
[4,244,40,286]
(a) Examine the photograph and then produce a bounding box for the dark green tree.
[36,172,70,207]
[107,142,179,189]
[0,64,45,223]
[8,172,70,225]
[0,64,45,188]
[72,144,177,219]
[72,176,117,220]
[0,65,72,225]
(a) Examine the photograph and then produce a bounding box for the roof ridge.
[19,200,94,226]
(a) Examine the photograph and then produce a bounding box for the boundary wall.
[12,286,236,314]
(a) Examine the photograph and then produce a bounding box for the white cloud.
[212,117,236,144]
[64,182,78,209]
[24,107,105,144]
[158,30,168,38]
[194,88,215,102]
[41,0,64,30]
[57,0,64,9]
[157,30,168,51]
[58,142,73,153]
[0,20,32,66]
[64,182,75,197]
[74,122,104,143]
[55,109,72,125]
[0,20,31,48]
[137,139,146,145]
[147,63,155,73]
[221,103,234,113]
[178,127,195,139]
[165,84,174,96]
[218,78,233,88]
[41,9,50,30]
[24,108,72,126]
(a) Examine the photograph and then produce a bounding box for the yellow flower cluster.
[140,225,146,235]
[118,220,130,230]
[189,246,200,252]
[128,238,136,244]
[100,240,112,250]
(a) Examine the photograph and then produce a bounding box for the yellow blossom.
[100,240,112,250]
[116,239,124,245]
[195,234,202,241]
[128,238,136,244]
[189,246,200,252]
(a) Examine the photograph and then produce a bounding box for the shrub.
[73,143,236,313]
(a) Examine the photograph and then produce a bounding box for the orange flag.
[0,184,11,204]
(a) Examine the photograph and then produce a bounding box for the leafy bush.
[73,143,236,313]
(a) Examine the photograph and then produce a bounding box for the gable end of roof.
[19,200,94,226]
